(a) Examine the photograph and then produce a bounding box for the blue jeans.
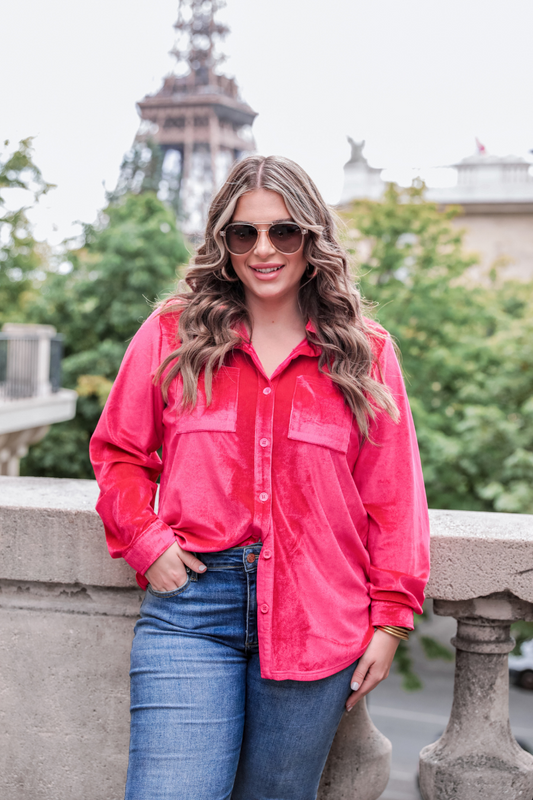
[125,543,357,800]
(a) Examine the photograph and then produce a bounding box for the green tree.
[341,183,533,513]
[0,138,53,324]
[342,183,533,685]
[21,191,190,478]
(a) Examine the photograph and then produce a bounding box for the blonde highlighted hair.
[155,154,398,437]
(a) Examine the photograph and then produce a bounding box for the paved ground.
[366,604,533,800]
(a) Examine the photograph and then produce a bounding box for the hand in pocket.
[145,542,207,593]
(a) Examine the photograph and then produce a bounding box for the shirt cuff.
[370,599,415,630]
[122,520,177,576]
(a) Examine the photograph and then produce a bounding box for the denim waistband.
[196,542,263,572]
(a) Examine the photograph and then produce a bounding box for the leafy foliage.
[511,621,533,656]
[342,183,533,513]
[21,191,189,478]
[418,635,455,662]
[391,607,454,691]
[341,184,533,687]
[394,639,423,692]
[0,138,54,324]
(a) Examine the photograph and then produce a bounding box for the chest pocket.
[288,375,353,453]
[175,366,240,433]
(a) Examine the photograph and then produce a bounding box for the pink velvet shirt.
[90,309,430,680]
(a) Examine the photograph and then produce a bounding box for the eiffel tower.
[133,0,257,234]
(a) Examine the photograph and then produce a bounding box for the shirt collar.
[233,319,320,359]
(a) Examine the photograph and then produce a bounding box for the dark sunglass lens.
[270,223,302,253]
[226,224,257,254]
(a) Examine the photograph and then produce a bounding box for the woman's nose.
[253,229,276,258]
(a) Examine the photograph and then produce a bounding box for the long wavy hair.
[155,154,398,437]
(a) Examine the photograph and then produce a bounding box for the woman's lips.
[249,263,285,280]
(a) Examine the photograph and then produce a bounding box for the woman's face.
[228,189,307,308]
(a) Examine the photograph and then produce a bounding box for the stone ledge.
[0,475,99,509]
[0,476,136,587]
[0,389,78,435]
[1,477,532,601]
[427,509,533,604]
[0,579,144,617]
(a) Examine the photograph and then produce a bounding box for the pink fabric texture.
[90,310,430,680]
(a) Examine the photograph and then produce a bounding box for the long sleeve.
[90,312,177,577]
[352,335,430,629]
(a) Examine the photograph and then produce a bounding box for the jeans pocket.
[147,574,192,598]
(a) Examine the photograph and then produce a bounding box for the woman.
[90,155,430,800]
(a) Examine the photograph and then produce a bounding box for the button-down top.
[90,309,430,680]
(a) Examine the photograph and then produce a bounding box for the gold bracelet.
[375,625,410,641]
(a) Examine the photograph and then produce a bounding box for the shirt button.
[260,604,269,614]
[259,492,269,502]
[263,387,271,395]
[263,549,272,559]
[259,438,269,447]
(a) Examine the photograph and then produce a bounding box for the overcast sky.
[2,0,533,245]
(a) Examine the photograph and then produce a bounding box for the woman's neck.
[243,292,307,378]
[244,292,306,337]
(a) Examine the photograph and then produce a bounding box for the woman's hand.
[145,542,207,593]
[346,628,401,711]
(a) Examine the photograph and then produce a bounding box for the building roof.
[339,141,533,212]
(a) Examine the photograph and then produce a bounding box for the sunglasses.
[220,221,308,255]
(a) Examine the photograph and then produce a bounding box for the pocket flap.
[288,375,353,453]
[175,366,240,433]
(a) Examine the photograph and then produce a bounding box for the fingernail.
[198,564,207,572]
[351,681,359,691]
[346,705,353,713]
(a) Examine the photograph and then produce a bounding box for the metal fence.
[0,334,63,401]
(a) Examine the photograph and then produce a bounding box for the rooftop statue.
[346,137,368,166]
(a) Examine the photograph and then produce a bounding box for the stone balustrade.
[419,510,533,799]
[0,324,77,476]
[0,477,532,800]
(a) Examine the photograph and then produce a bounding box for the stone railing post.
[419,594,533,800]
[318,697,391,800]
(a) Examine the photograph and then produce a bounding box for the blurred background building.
[0,324,77,476]
[340,139,533,281]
